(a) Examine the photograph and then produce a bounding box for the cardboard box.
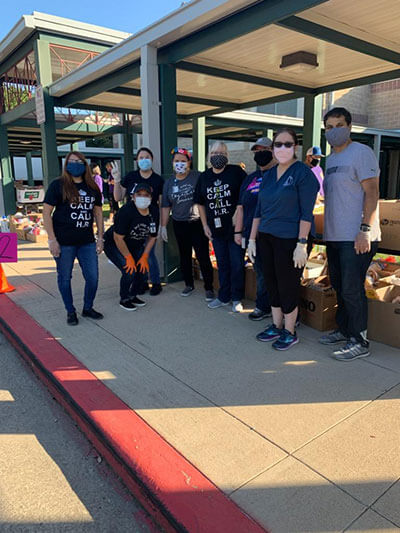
[26,232,48,244]
[245,265,256,301]
[313,212,324,238]
[368,284,400,348]
[299,283,337,331]
[379,200,400,252]
[16,228,28,241]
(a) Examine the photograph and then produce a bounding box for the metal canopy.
[47,0,400,121]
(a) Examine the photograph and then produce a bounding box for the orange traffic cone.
[0,265,15,293]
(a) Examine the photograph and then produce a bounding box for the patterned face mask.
[174,161,188,174]
[210,154,228,169]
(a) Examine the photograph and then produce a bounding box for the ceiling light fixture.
[280,51,318,73]
[20,140,32,144]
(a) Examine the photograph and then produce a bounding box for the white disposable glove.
[247,239,256,263]
[159,226,168,242]
[293,242,308,268]
[111,161,121,183]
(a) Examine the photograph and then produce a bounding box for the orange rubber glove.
[137,252,149,274]
[123,253,136,274]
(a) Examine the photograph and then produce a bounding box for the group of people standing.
[43,106,381,362]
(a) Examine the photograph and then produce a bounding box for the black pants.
[172,219,214,291]
[258,232,311,315]
[326,241,378,345]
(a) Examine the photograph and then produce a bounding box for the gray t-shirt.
[324,142,381,242]
[162,171,200,222]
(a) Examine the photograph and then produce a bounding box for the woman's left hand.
[293,242,308,268]
[137,253,149,273]
[96,239,104,255]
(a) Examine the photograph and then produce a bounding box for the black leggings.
[258,232,311,314]
[173,219,214,291]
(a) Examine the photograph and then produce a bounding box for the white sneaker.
[208,298,229,309]
[232,301,243,313]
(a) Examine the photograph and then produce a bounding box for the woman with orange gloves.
[104,183,158,311]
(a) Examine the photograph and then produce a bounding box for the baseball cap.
[130,182,153,195]
[306,146,325,157]
[251,137,273,151]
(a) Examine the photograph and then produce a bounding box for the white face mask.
[174,161,188,174]
[273,146,295,164]
[135,197,151,209]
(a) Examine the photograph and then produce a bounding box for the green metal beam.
[0,99,36,126]
[192,117,206,171]
[8,118,124,134]
[38,33,110,54]
[207,116,302,133]
[316,68,400,94]
[108,87,141,97]
[57,101,142,115]
[56,61,140,107]
[0,126,16,214]
[26,152,34,186]
[302,94,323,156]
[177,61,315,94]
[158,0,328,64]
[123,115,135,173]
[279,16,400,65]
[40,90,61,188]
[34,39,53,86]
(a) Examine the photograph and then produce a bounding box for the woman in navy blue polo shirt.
[248,128,319,350]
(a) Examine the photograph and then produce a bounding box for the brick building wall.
[368,79,400,129]
[331,86,370,125]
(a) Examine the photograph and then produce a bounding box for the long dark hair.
[272,128,299,146]
[61,151,99,203]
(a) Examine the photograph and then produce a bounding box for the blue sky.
[1,1,185,41]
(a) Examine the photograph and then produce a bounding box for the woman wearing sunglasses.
[248,128,319,350]
[160,148,214,300]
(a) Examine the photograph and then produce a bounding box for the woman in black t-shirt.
[43,151,104,326]
[104,182,159,311]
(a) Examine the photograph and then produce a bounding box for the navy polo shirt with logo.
[254,161,319,238]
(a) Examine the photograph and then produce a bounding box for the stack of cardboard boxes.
[9,212,48,243]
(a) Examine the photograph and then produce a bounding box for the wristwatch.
[360,224,371,232]
[298,238,307,244]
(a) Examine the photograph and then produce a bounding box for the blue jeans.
[212,237,244,303]
[326,241,378,345]
[148,246,160,285]
[55,242,98,314]
[104,241,145,300]
[254,240,271,312]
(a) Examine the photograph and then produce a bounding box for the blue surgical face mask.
[138,158,152,171]
[325,126,351,147]
[66,161,85,177]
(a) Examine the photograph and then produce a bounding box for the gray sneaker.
[333,340,370,361]
[181,286,194,297]
[319,330,347,345]
[205,290,215,302]
[208,298,229,309]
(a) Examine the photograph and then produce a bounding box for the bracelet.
[234,231,242,234]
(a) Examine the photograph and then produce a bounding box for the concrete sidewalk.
[2,241,400,532]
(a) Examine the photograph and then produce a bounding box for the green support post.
[302,94,323,159]
[0,126,16,215]
[158,63,180,283]
[123,115,134,173]
[26,152,34,186]
[192,116,206,171]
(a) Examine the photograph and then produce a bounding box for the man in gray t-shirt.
[319,107,381,362]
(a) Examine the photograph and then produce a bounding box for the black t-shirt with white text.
[194,164,247,239]
[44,178,102,246]
[104,201,159,254]
[121,170,164,206]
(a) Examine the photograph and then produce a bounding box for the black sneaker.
[82,308,104,320]
[249,308,272,321]
[67,312,79,326]
[205,290,215,302]
[119,300,137,311]
[130,296,146,307]
[150,283,162,296]
[181,286,194,297]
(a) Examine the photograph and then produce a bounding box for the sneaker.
[130,297,146,307]
[249,308,272,321]
[67,312,79,326]
[256,323,282,342]
[232,301,243,313]
[181,286,194,297]
[119,300,137,311]
[272,329,299,351]
[319,330,347,345]
[333,340,370,361]
[150,283,162,296]
[82,308,103,320]
[205,290,215,302]
[208,298,229,309]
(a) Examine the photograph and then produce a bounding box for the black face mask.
[254,150,273,167]
[310,158,320,167]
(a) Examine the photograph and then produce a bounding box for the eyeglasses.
[171,147,192,159]
[273,142,295,148]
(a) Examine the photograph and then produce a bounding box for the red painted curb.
[0,295,267,533]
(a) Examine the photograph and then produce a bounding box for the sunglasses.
[171,147,192,159]
[273,142,295,148]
